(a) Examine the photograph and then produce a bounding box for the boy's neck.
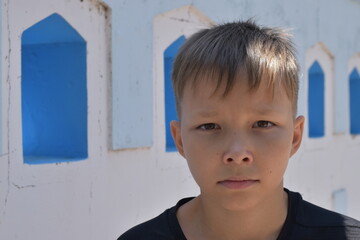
[177,187,288,240]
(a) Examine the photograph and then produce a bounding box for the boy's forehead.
[187,73,248,97]
[180,74,295,113]
[185,73,267,99]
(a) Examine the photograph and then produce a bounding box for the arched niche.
[21,13,88,164]
[305,42,334,147]
[348,53,360,135]
[164,35,186,151]
[308,61,325,138]
[153,5,213,153]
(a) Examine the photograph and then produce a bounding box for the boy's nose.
[222,135,254,164]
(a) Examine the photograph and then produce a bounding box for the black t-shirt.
[118,189,360,240]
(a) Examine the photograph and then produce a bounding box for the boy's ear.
[290,116,305,157]
[170,120,185,158]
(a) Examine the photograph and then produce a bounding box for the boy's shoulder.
[283,189,360,239]
[117,197,192,240]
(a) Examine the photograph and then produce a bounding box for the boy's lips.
[218,178,259,190]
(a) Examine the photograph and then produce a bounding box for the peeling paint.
[98,109,102,136]
[12,183,36,189]
[4,0,12,213]
[169,17,193,23]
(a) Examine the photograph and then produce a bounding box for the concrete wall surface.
[0,0,359,239]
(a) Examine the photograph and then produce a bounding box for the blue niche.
[349,68,360,134]
[308,61,325,138]
[164,35,186,152]
[21,13,88,164]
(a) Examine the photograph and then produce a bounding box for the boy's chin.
[219,195,263,212]
[199,191,262,212]
[200,185,286,212]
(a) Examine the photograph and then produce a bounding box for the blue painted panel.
[350,68,360,134]
[21,14,87,164]
[22,13,84,45]
[308,61,325,138]
[164,35,186,152]
[332,188,347,215]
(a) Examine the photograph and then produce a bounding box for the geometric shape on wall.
[308,60,325,138]
[21,13,88,164]
[349,68,360,135]
[332,188,347,215]
[164,35,186,152]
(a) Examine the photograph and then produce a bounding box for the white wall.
[0,0,113,239]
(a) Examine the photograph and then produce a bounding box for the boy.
[119,20,360,240]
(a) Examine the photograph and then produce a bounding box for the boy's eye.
[253,121,275,128]
[197,123,220,131]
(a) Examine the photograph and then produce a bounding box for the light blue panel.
[21,13,87,164]
[349,68,360,134]
[164,35,186,152]
[308,61,325,138]
[332,188,347,215]
[106,0,194,150]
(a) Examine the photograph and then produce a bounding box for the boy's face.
[171,77,304,211]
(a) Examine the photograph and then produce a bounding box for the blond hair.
[172,20,299,116]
